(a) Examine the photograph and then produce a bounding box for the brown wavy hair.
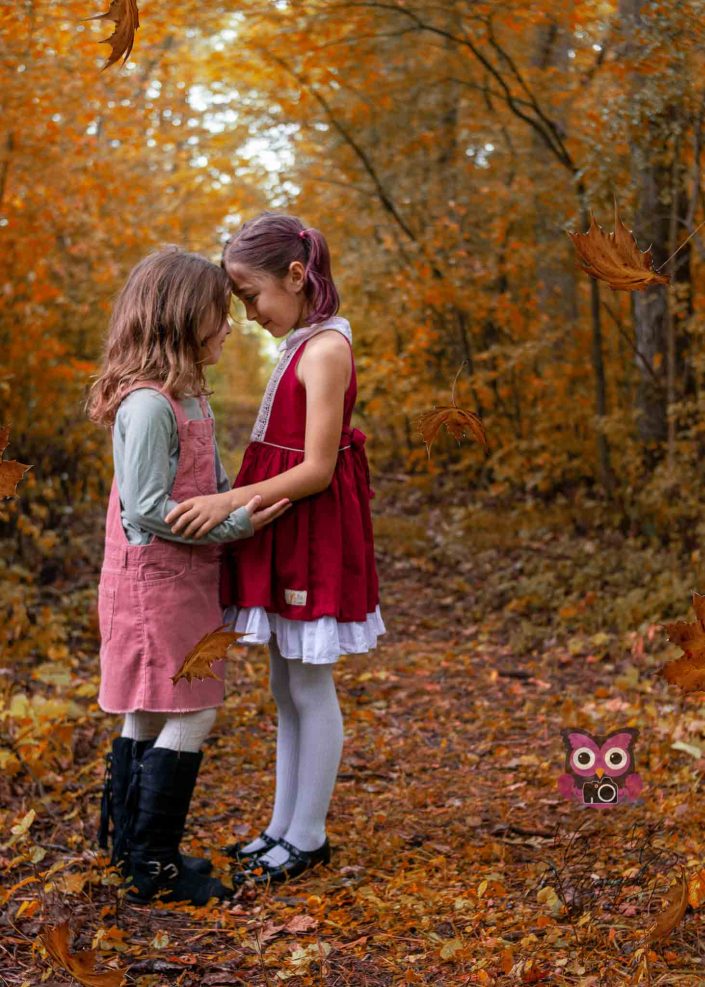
[87,247,231,427]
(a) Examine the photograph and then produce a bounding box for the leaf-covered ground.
[3,481,705,986]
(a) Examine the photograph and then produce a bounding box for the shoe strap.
[277,838,307,863]
[257,831,279,851]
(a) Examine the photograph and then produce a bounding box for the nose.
[244,302,257,321]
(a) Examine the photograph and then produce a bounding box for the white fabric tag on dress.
[285,588,308,606]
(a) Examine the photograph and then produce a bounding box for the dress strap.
[119,381,189,427]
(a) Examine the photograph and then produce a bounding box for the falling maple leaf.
[0,426,31,498]
[41,923,125,987]
[417,363,487,459]
[660,592,705,693]
[171,625,241,685]
[647,869,688,942]
[568,201,670,292]
[88,0,140,69]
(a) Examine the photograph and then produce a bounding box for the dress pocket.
[140,564,187,583]
[194,445,216,495]
[98,583,116,643]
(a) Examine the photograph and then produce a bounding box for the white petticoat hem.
[223,604,386,665]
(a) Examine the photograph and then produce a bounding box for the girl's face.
[199,314,231,366]
[226,261,307,337]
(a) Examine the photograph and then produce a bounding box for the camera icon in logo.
[557,728,643,806]
[582,776,618,805]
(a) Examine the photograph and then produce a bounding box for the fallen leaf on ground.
[647,869,688,942]
[661,593,705,693]
[285,914,318,933]
[688,869,705,909]
[41,923,125,987]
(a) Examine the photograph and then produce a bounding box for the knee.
[192,707,217,735]
[269,643,295,710]
[288,663,338,715]
[270,668,294,710]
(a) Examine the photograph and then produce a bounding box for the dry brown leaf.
[647,869,688,942]
[171,625,241,685]
[660,592,705,693]
[568,201,670,292]
[285,914,318,934]
[417,363,487,459]
[41,923,125,987]
[88,0,140,69]
[418,407,488,458]
[0,425,31,498]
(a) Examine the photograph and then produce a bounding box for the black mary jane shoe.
[248,837,331,885]
[223,830,279,862]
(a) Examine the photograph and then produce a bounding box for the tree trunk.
[619,0,691,449]
[531,15,578,334]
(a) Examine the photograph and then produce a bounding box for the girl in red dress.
[167,213,385,882]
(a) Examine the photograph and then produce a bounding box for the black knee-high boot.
[122,746,231,905]
[99,738,212,875]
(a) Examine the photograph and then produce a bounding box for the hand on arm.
[166,332,351,538]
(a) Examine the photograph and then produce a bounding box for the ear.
[603,728,639,749]
[561,729,591,751]
[287,260,306,292]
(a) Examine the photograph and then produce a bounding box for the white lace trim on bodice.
[250,316,352,442]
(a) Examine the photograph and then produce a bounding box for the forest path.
[4,492,705,986]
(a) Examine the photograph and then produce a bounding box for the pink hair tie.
[299,229,308,239]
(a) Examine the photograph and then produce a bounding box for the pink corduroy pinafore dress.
[98,383,226,714]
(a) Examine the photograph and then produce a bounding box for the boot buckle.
[147,859,179,879]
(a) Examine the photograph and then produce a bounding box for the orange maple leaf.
[660,592,705,693]
[417,363,487,459]
[0,425,31,498]
[171,625,241,685]
[647,869,688,942]
[687,868,705,910]
[568,201,670,292]
[41,923,125,987]
[88,0,140,69]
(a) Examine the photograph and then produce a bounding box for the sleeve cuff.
[231,505,254,539]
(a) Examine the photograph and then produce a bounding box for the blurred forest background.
[5,2,705,983]
[4,2,705,608]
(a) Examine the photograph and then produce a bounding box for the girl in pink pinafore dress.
[166,213,385,884]
[87,247,288,907]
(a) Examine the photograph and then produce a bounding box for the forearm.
[228,461,332,509]
[126,496,253,543]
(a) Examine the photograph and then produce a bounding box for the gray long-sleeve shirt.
[113,388,252,545]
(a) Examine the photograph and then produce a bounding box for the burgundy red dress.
[221,317,385,664]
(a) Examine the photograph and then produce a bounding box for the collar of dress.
[279,316,352,353]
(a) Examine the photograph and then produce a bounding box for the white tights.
[244,639,344,863]
[121,708,216,753]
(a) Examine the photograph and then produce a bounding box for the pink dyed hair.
[221,212,340,325]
